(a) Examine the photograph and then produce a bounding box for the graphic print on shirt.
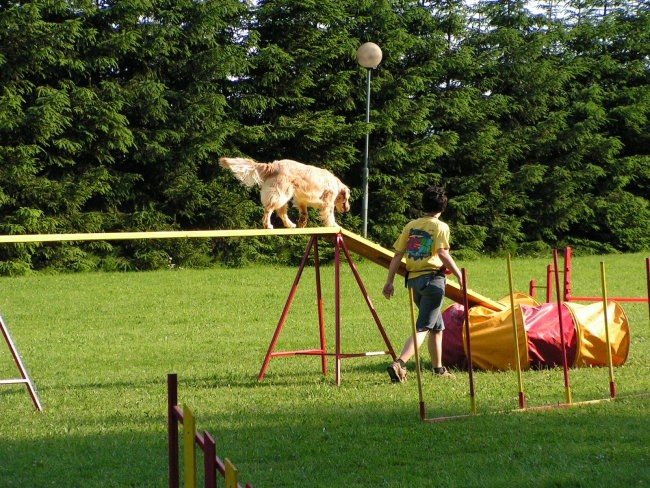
[406,229,433,261]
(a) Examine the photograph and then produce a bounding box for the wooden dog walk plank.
[0,226,504,310]
[0,227,341,243]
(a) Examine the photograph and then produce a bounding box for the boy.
[382,185,463,382]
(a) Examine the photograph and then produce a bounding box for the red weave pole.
[553,250,572,404]
[599,262,617,399]
[204,431,217,488]
[461,268,477,414]
[563,247,572,302]
[543,265,551,303]
[334,234,342,386]
[529,279,537,299]
[312,238,327,376]
[168,374,179,488]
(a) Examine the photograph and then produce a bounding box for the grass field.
[0,245,649,487]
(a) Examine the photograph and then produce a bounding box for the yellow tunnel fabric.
[464,305,529,371]
[564,301,630,367]
[497,292,541,307]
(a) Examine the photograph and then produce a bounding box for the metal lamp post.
[356,42,382,238]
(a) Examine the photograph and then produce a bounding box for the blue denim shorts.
[407,274,446,332]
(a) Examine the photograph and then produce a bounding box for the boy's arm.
[382,250,404,299]
[438,248,463,288]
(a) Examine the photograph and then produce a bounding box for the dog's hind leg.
[260,178,294,229]
[319,190,337,227]
[261,176,296,229]
[259,177,298,229]
[262,207,274,229]
[276,203,296,228]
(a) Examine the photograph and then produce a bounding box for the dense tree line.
[0,0,648,273]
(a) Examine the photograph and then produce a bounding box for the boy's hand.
[383,282,395,299]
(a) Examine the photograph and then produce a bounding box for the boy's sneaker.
[433,366,455,378]
[387,361,408,383]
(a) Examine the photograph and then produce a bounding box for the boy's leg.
[415,277,454,377]
[428,330,454,377]
[387,331,427,383]
[398,330,429,363]
[427,330,443,369]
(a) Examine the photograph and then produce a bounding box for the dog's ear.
[337,186,350,202]
[336,186,351,212]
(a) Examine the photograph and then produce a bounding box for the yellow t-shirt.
[393,216,450,279]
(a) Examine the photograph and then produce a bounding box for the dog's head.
[335,185,351,213]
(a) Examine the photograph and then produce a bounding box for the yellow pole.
[600,262,617,398]
[409,288,426,420]
[183,404,197,488]
[507,254,526,409]
[225,458,238,488]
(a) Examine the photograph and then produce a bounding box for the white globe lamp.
[356,42,382,237]
[356,42,383,69]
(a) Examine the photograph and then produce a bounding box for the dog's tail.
[219,157,266,187]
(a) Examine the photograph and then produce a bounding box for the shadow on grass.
[3,393,649,488]
[0,431,168,488]
[3,358,649,488]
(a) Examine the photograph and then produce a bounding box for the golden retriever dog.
[219,157,351,229]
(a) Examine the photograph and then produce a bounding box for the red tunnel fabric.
[441,304,468,369]
[522,303,577,369]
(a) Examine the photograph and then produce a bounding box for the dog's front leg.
[262,208,274,229]
[320,207,336,227]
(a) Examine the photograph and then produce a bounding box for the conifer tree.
[0,0,253,271]
[1,0,648,273]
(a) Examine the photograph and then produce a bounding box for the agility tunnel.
[441,294,630,371]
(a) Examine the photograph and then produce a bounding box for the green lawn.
[0,247,648,487]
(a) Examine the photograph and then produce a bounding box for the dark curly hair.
[422,186,448,214]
